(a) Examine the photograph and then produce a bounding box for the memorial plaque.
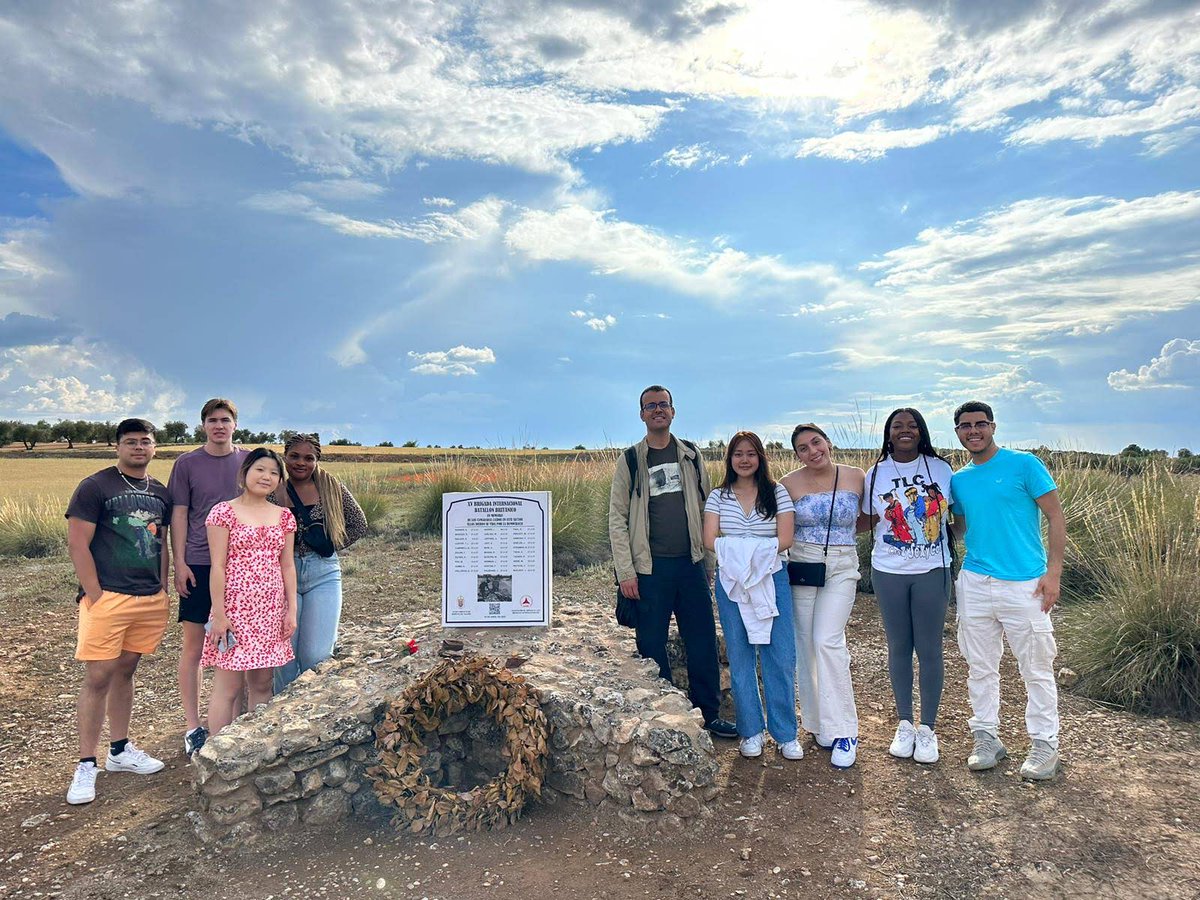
[441,491,552,627]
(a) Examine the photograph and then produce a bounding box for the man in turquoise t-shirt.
[949,401,1066,781]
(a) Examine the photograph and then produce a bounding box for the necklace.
[118,470,151,493]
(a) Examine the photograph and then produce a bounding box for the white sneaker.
[779,739,804,760]
[913,725,939,764]
[739,733,764,758]
[106,741,164,775]
[830,737,858,769]
[67,761,98,805]
[889,720,916,758]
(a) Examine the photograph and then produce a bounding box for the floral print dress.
[200,501,296,671]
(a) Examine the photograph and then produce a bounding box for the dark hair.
[238,447,285,488]
[790,423,831,453]
[718,431,778,518]
[639,384,673,408]
[201,397,239,423]
[874,408,950,466]
[953,400,994,425]
[115,418,155,441]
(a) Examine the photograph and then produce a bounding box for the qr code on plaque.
[488,603,501,616]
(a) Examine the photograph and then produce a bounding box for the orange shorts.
[76,590,170,661]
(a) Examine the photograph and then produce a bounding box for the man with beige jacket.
[609,385,736,739]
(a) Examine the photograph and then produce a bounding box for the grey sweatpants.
[872,567,950,727]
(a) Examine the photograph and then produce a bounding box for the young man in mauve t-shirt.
[168,398,247,756]
[65,418,172,805]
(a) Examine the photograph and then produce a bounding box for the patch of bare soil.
[2,534,1198,900]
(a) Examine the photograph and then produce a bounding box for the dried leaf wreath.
[368,654,549,836]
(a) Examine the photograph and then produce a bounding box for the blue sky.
[1,0,1198,452]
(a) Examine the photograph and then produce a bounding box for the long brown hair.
[718,431,779,519]
[282,433,347,548]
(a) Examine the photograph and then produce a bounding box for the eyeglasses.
[641,401,672,412]
[118,439,156,448]
[955,421,994,432]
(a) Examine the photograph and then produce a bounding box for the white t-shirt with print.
[861,455,954,575]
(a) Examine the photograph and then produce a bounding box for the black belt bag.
[787,466,839,589]
[287,482,338,558]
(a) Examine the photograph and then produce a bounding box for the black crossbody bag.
[787,465,839,588]
[286,482,338,558]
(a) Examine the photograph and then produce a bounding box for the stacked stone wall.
[190,602,728,843]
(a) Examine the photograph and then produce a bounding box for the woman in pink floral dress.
[202,448,297,735]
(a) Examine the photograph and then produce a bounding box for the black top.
[646,440,691,558]
[65,467,172,598]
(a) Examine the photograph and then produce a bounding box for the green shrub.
[1064,467,1200,718]
[355,490,393,533]
[0,498,67,557]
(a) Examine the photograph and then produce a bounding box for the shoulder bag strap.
[822,465,840,559]
[286,481,317,534]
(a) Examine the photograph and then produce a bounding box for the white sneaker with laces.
[67,761,98,805]
[913,725,939,764]
[830,737,858,769]
[739,733,764,758]
[779,739,804,760]
[889,720,916,758]
[106,741,165,775]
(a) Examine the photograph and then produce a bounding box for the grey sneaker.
[966,730,1007,771]
[1019,739,1061,781]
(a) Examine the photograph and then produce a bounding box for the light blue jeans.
[715,566,798,743]
[274,551,343,691]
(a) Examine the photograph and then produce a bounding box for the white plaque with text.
[441,492,552,628]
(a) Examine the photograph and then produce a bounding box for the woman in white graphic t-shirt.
[860,408,955,766]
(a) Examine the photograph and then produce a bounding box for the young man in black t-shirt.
[608,385,735,738]
[64,418,172,804]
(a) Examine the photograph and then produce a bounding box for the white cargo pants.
[956,569,1060,747]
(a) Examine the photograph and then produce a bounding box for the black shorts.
[177,564,213,624]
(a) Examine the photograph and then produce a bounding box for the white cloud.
[585,314,617,331]
[0,224,54,315]
[1142,126,1200,157]
[0,0,669,190]
[245,193,507,243]
[0,340,185,420]
[423,197,457,208]
[1009,86,1200,148]
[654,143,730,171]
[1108,339,1200,391]
[861,189,1200,348]
[569,309,587,318]
[407,345,497,376]
[506,203,856,301]
[796,123,944,161]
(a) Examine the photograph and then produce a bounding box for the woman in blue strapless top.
[779,423,866,769]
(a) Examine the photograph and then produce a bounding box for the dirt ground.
[2,534,1198,900]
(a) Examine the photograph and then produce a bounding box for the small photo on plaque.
[477,574,513,603]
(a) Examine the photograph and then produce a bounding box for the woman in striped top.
[702,431,801,760]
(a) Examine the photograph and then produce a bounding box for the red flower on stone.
[404,639,420,656]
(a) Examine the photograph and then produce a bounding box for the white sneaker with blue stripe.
[830,736,858,769]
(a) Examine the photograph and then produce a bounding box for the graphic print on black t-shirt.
[66,467,171,597]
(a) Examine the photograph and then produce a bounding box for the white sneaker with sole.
[830,737,858,769]
[779,739,804,760]
[1019,739,1061,781]
[967,730,1007,771]
[67,761,98,805]
[739,733,764,758]
[106,741,164,775]
[913,725,939,764]
[889,720,915,758]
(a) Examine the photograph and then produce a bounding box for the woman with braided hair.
[273,433,369,689]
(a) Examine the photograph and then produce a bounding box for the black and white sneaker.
[704,718,738,739]
[184,726,209,757]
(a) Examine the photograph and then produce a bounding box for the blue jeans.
[274,552,343,691]
[715,566,798,742]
